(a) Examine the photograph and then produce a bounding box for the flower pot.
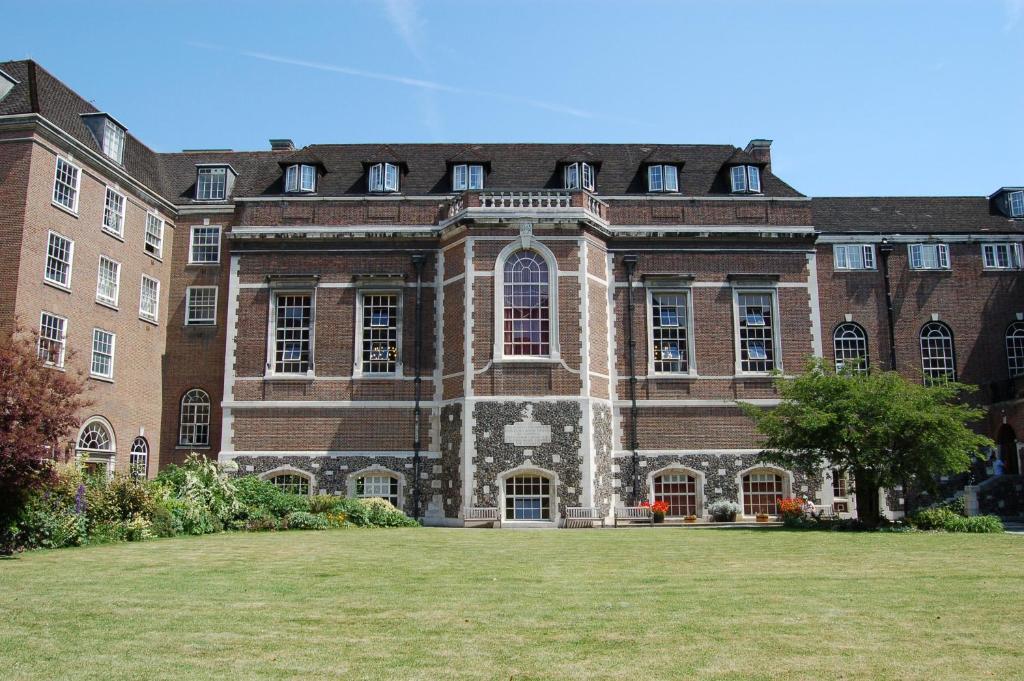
[652,511,666,523]
[756,513,770,523]
[683,516,697,524]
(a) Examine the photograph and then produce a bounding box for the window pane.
[187,287,217,325]
[301,164,316,191]
[730,165,746,192]
[743,472,783,515]
[91,329,115,378]
[468,164,484,189]
[747,165,761,192]
[140,276,160,321]
[103,188,125,236]
[96,257,120,306]
[504,475,552,520]
[503,251,550,357]
[664,164,679,192]
[179,389,211,446]
[834,323,868,373]
[190,226,221,263]
[738,292,775,372]
[648,165,662,192]
[651,292,688,373]
[53,159,79,210]
[361,293,398,374]
[275,294,312,373]
[654,473,696,516]
[1007,322,1024,378]
[145,214,163,257]
[45,232,73,287]
[196,167,227,200]
[920,322,955,383]
[38,313,67,368]
[453,164,467,191]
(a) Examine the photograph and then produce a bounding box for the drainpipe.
[622,255,641,505]
[411,253,427,521]
[878,239,897,371]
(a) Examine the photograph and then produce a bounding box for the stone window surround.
[492,237,561,363]
[647,464,705,518]
[645,286,695,377]
[260,465,316,496]
[496,464,561,526]
[353,287,404,377]
[346,464,405,506]
[265,287,316,378]
[736,464,793,518]
[76,415,117,479]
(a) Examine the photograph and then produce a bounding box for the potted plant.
[651,500,669,523]
[708,500,741,522]
[683,514,698,524]
[756,512,771,523]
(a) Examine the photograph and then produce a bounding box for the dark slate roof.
[160,143,806,202]
[813,197,1024,234]
[0,60,164,192]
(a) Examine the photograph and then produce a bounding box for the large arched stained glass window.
[503,250,550,357]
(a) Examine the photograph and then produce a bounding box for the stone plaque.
[504,404,552,447]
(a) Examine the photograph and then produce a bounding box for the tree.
[0,329,89,552]
[740,360,991,525]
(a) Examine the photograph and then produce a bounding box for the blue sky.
[4,0,1022,196]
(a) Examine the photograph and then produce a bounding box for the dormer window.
[1010,190,1024,218]
[81,113,126,164]
[730,165,761,193]
[647,164,679,192]
[564,162,595,191]
[196,166,229,201]
[453,164,484,191]
[285,164,317,193]
[369,162,400,192]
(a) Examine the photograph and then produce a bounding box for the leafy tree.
[740,360,991,525]
[1,330,89,552]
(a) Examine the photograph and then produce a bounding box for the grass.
[1,528,1022,680]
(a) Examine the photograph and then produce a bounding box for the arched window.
[742,470,785,516]
[502,250,550,357]
[77,418,115,478]
[269,473,310,495]
[129,437,149,479]
[653,472,698,517]
[504,474,552,521]
[355,474,400,506]
[833,323,869,373]
[920,322,955,384]
[1006,322,1024,378]
[179,389,211,447]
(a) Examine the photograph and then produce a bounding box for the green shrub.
[164,497,217,536]
[232,475,307,519]
[155,454,240,527]
[285,511,330,530]
[336,497,419,528]
[148,498,180,538]
[15,494,87,549]
[307,494,342,514]
[911,507,1003,533]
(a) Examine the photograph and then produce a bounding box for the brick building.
[1,60,1021,524]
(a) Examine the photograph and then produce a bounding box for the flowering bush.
[777,497,806,521]
[708,500,742,521]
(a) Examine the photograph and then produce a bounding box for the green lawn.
[1,528,1022,680]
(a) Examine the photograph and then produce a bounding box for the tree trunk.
[853,469,881,526]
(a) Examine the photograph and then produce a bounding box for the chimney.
[744,139,772,168]
[270,138,295,151]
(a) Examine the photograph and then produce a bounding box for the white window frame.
[646,288,695,376]
[102,187,126,238]
[920,321,956,384]
[493,241,560,362]
[95,256,121,308]
[37,311,67,369]
[733,288,781,375]
[185,286,218,326]
[52,157,81,213]
[833,322,869,373]
[188,225,222,264]
[144,212,164,259]
[101,119,125,164]
[1009,190,1024,218]
[369,162,400,192]
[90,328,116,380]
[76,417,116,478]
[179,388,211,448]
[285,164,317,193]
[452,164,485,191]
[129,437,149,479]
[563,162,595,191]
[355,289,402,376]
[833,244,876,271]
[730,165,762,194]
[647,164,679,192]
[981,243,1022,270]
[196,166,228,201]
[502,471,556,523]
[347,465,404,507]
[44,230,74,290]
[139,275,160,323]
[908,243,950,270]
[1006,321,1024,378]
[266,289,316,377]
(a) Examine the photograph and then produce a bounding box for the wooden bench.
[564,506,606,528]
[464,507,501,528]
[614,505,653,527]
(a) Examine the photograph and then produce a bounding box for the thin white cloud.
[382,0,427,63]
[189,42,601,121]
[1006,0,1024,31]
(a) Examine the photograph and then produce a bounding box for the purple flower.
[74,484,86,515]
